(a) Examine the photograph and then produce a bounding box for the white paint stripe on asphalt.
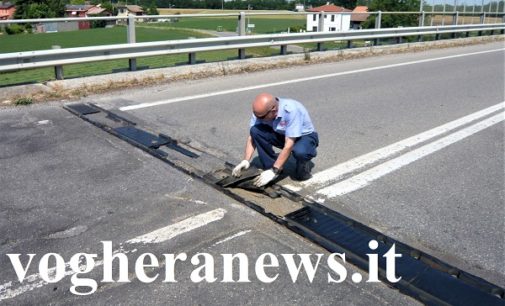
[126,208,226,244]
[119,48,504,111]
[317,112,505,198]
[213,230,252,246]
[301,101,505,188]
[0,208,227,301]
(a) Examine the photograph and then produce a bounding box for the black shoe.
[295,160,313,181]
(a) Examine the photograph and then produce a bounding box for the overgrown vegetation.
[14,97,33,105]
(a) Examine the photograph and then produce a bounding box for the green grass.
[0,26,210,53]
[145,16,305,34]
[14,97,33,105]
[0,26,277,86]
[0,17,305,86]
[0,48,277,86]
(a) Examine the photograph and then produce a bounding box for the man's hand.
[232,160,250,177]
[253,169,278,187]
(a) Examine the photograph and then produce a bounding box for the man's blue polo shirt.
[250,98,315,138]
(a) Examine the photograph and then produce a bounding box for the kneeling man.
[232,93,319,187]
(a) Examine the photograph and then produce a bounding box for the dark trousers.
[250,124,319,169]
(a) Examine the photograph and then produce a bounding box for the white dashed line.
[0,208,227,301]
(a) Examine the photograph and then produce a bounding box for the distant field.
[146,16,305,34]
[157,8,301,17]
[429,15,502,25]
[0,27,210,53]
[0,26,276,86]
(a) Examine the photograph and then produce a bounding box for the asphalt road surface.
[1,41,503,304]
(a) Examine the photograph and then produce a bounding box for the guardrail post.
[238,11,246,36]
[346,40,352,48]
[397,34,403,44]
[238,12,246,59]
[318,11,325,32]
[280,45,287,55]
[451,12,459,38]
[478,13,485,36]
[374,11,382,46]
[127,14,137,71]
[502,15,505,34]
[52,45,64,80]
[418,11,425,42]
[188,52,196,64]
[316,11,325,51]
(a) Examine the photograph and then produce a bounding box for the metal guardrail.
[1,11,504,24]
[0,23,503,77]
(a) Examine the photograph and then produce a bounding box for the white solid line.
[119,48,504,111]
[213,230,252,246]
[317,112,505,198]
[301,101,505,188]
[0,208,226,301]
[126,208,226,244]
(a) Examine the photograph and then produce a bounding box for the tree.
[362,0,420,28]
[335,0,357,10]
[101,2,116,15]
[147,1,159,14]
[14,0,65,19]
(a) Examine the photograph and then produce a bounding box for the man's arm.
[243,135,256,161]
[232,136,256,177]
[273,136,295,170]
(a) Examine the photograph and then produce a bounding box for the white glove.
[232,160,250,177]
[253,169,278,187]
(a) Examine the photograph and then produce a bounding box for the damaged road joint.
[64,102,505,305]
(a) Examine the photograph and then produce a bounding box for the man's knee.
[292,146,315,161]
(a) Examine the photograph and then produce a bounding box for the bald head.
[252,93,277,118]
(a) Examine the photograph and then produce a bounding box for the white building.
[306,3,351,32]
[295,3,305,12]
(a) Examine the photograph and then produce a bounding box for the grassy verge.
[0,48,276,86]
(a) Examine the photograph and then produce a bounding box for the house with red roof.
[351,6,369,29]
[0,1,15,20]
[306,2,352,32]
[64,4,111,29]
[116,5,145,24]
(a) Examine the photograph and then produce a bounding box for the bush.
[91,20,107,28]
[289,25,305,33]
[5,24,25,35]
[25,23,33,34]
[15,97,33,106]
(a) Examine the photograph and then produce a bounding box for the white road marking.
[0,208,226,301]
[282,184,302,192]
[300,102,505,188]
[213,230,252,246]
[119,48,504,111]
[317,112,505,198]
[126,208,226,244]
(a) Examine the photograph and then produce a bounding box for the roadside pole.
[127,14,137,71]
[238,12,246,59]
